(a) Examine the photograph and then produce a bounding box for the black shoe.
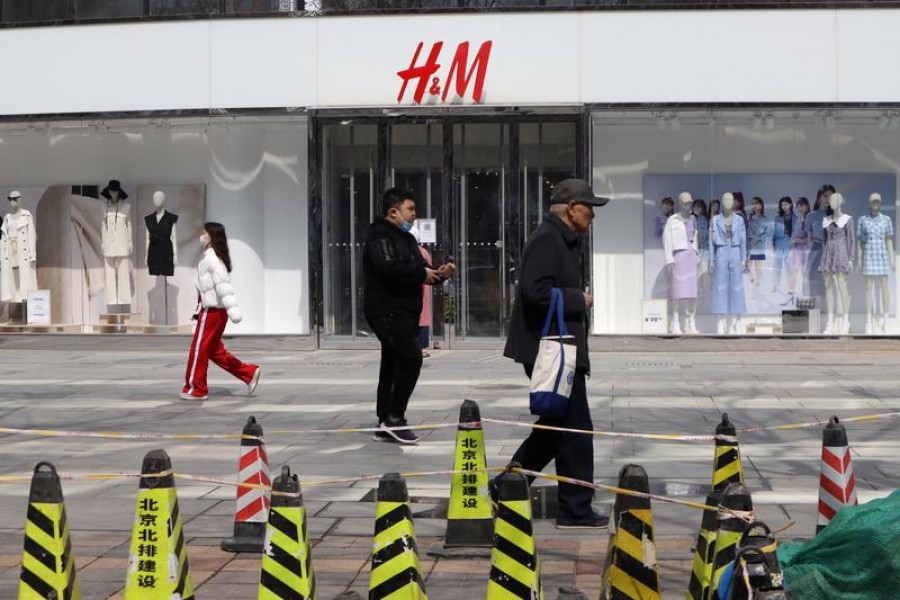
[556,511,610,529]
[373,424,393,442]
[380,417,419,444]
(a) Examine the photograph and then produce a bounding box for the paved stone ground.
[0,342,899,599]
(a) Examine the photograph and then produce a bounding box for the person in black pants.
[499,178,610,528]
[363,188,456,444]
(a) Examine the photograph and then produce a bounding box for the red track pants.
[182,307,257,398]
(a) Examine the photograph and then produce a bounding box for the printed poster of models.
[643,173,896,333]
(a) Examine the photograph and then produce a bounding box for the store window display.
[710,192,747,334]
[747,196,769,289]
[145,191,179,277]
[772,197,794,293]
[654,196,675,242]
[806,184,836,307]
[663,191,699,334]
[820,193,855,335]
[857,192,894,334]
[787,197,811,303]
[0,190,38,303]
[100,179,133,307]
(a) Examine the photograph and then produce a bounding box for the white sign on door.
[27,290,51,325]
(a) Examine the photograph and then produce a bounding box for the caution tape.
[1,410,898,444]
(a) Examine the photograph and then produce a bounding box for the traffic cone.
[368,473,428,600]
[222,416,271,553]
[258,465,316,599]
[816,416,858,535]
[599,464,660,600]
[444,399,493,548]
[487,466,543,600]
[713,414,743,493]
[685,490,722,600]
[124,449,194,600]
[18,461,81,600]
[708,483,753,600]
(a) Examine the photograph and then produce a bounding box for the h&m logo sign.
[396,40,493,105]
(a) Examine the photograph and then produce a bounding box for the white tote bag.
[529,288,577,418]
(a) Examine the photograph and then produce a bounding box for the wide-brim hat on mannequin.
[101,179,128,200]
[7,190,22,200]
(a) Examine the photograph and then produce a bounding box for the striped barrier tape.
[1,410,898,443]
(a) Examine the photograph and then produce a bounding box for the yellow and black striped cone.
[685,491,722,600]
[708,483,754,600]
[487,466,543,600]
[445,399,493,548]
[600,464,660,600]
[18,461,81,600]
[369,473,428,600]
[258,465,315,599]
[713,414,743,493]
[124,449,194,600]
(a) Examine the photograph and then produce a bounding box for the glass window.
[592,109,898,336]
[2,0,72,22]
[75,0,144,19]
[149,0,220,16]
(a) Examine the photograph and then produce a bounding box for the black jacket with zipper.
[503,213,590,374]
[362,217,428,319]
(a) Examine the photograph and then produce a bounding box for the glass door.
[453,123,511,340]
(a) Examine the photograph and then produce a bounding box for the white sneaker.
[879,314,888,334]
[670,318,682,335]
[716,319,726,335]
[685,316,698,335]
[840,315,851,335]
[824,315,835,335]
[180,392,208,401]
[864,316,873,335]
[247,367,261,395]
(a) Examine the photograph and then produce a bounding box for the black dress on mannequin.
[145,211,178,276]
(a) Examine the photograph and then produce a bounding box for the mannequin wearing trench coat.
[0,209,38,302]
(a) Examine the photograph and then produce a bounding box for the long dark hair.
[204,222,232,273]
[692,198,709,219]
[816,184,836,215]
[777,196,793,217]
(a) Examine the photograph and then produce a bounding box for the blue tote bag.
[529,288,577,418]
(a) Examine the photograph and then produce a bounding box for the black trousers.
[368,312,423,422]
[510,364,595,519]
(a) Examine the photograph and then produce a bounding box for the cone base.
[444,518,494,548]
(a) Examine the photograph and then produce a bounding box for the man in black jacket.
[363,188,455,444]
[501,178,610,528]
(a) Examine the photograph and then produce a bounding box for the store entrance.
[319,118,578,347]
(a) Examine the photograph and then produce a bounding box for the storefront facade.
[0,9,897,338]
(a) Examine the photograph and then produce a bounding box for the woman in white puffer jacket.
[181,222,260,400]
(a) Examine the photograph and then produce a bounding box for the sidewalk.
[1,344,898,598]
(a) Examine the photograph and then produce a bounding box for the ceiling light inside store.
[765,114,775,131]
[752,114,763,130]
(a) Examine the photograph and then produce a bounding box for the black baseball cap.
[550,179,611,207]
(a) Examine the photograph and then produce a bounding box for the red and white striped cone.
[222,415,271,552]
[816,415,858,535]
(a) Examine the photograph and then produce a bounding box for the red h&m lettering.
[442,41,492,103]
[397,40,493,105]
[397,41,444,104]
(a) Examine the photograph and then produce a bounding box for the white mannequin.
[664,191,699,334]
[0,190,38,304]
[822,193,853,334]
[100,180,133,307]
[711,192,747,334]
[145,191,179,268]
[858,193,893,334]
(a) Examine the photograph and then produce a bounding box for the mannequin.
[857,193,893,334]
[663,191,699,334]
[0,190,38,304]
[100,179,134,307]
[820,193,855,334]
[710,192,747,334]
[145,191,179,276]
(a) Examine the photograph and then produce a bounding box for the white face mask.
[200,233,210,246]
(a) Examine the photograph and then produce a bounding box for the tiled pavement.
[1,340,899,598]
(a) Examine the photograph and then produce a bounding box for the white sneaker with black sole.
[379,418,419,444]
